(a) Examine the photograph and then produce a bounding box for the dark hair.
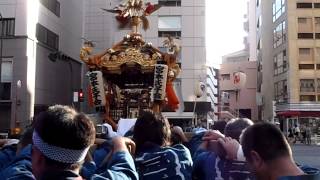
[34,105,95,169]
[240,122,291,163]
[211,120,227,134]
[224,118,253,142]
[171,132,182,146]
[133,111,171,153]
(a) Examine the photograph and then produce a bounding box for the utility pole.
[48,51,75,108]
[0,13,3,87]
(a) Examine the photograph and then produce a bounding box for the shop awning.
[277,111,301,117]
[277,111,320,117]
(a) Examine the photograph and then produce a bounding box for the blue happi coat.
[135,143,193,180]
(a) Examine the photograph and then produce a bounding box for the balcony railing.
[276,102,320,112]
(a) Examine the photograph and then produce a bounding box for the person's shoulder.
[278,165,320,180]
[278,173,320,180]
[194,151,218,163]
[301,165,320,177]
[170,143,189,150]
[166,144,193,159]
[0,159,34,180]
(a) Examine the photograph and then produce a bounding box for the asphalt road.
[291,144,320,169]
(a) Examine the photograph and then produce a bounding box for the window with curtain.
[0,58,13,100]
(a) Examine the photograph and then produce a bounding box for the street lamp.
[16,80,21,105]
[13,80,22,135]
[192,80,206,127]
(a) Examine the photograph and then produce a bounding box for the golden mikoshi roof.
[80,33,163,74]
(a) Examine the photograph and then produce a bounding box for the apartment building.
[0,0,84,133]
[206,66,219,124]
[256,0,320,135]
[84,0,217,128]
[219,50,258,122]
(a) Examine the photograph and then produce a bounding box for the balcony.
[217,105,237,120]
[276,102,320,112]
[220,79,238,91]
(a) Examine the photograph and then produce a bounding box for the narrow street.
[291,144,320,169]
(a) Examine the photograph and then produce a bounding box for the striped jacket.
[135,143,193,180]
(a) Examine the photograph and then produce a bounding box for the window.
[298,33,314,39]
[297,3,312,8]
[315,3,320,8]
[274,80,287,102]
[300,79,315,92]
[256,16,262,29]
[36,23,59,50]
[298,17,307,24]
[158,16,181,38]
[158,31,181,38]
[0,58,13,100]
[315,17,320,25]
[221,74,230,80]
[158,16,181,29]
[317,79,320,92]
[273,21,286,48]
[299,64,315,69]
[298,17,313,33]
[257,0,261,7]
[317,64,320,69]
[158,0,181,7]
[300,95,316,101]
[273,0,285,22]
[299,48,313,61]
[315,33,320,39]
[299,48,311,55]
[40,0,60,17]
[274,50,287,75]
[0,18,15,37]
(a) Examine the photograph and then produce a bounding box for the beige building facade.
[219,50,258,122]
[256,0,320,136]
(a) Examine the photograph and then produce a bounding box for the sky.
[206,0,248,66]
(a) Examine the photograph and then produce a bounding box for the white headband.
[32,131,89,164]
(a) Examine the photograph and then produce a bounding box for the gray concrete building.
[256,0,274,122]
[0,0,84,134]
[83,0,217,128]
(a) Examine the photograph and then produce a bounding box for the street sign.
[152,64,168,101]
[73,91,79,102]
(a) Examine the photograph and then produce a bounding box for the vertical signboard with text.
[87,71,106,108]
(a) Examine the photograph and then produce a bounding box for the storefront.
[277,111,320,142]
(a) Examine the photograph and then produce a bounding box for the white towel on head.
[4,139,19,147]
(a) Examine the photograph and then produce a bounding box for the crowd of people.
[288,125,312,145]
[0,105,319,180]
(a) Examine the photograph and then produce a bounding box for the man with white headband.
[32,105,138,180]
